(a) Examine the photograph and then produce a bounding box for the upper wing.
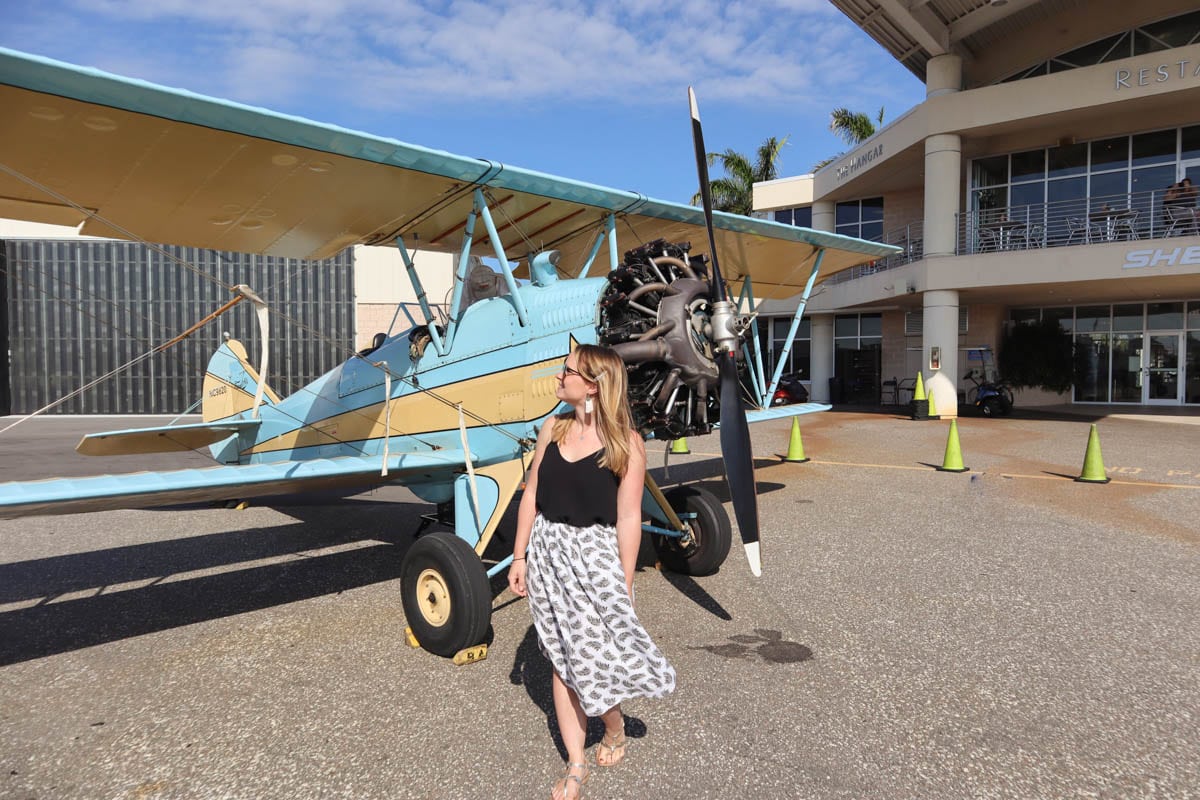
[0,48,896,299]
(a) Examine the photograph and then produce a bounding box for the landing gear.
[652,486,732,576]
[400,531,491,658]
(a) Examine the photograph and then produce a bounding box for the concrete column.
[923,134,962,259]
[811,201,835,233]
[926,54,962,98]
[923,290,959,417]
[809,314,834,403]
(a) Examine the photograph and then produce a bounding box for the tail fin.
[202,338,280,422]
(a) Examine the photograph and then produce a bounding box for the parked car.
[770,373,809,406]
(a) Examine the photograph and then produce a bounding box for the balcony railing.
[827,221,924,285]
[955,188,1198,255]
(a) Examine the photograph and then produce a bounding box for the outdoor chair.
[1164,205,1197,237]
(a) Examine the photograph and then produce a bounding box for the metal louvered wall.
[2,239,355,415]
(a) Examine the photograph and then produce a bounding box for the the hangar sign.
[1122,246,1200,269]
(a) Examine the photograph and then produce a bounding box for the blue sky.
[2,0,925,205]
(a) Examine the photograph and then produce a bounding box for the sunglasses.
[560,363,583,379]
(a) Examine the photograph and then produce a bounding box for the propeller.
[688,87,761,577]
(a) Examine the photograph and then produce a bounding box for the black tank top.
[536,441,620,527]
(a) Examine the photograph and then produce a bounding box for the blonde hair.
[551,344,636,477]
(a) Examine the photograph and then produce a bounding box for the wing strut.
[765,248,825,403]
[474,189,529,327]
[396,235,447,356]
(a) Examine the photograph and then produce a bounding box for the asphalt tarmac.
[1,410,1198,800]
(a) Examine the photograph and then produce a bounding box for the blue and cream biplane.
[0,48,896,660]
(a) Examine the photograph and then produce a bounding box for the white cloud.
[43,0,911,114]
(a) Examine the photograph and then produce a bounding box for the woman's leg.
[597,704,627,767]
[551,671,589,799]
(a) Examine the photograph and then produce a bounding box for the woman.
[508,344,675,800]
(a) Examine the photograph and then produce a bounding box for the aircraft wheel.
[401,531,491,658]
[653,486,732,576]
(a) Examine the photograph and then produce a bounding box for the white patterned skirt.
[526,514,676,717]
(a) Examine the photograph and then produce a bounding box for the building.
[1,219,452,415]
[755,1,1200,413]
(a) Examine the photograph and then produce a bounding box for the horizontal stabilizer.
[743,403,832,425]
[76,420,262,456]
[0,450,471,519]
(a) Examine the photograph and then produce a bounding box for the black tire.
[400,531,491,657]
[652,486,732,576]
[981,397,1002,417]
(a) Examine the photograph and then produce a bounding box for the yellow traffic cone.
[670,437,690,455]
[782,417,809,463]
[1075,424,1110,483]
[937,418,968,472]
[926,386,937,418]
[913,372,926,401]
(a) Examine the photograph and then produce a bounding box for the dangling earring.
[584,396,594,414]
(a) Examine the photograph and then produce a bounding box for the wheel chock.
[452,644,488,666]
[669,437,690,455]
[403,626,421,649]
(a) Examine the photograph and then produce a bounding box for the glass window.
[1076,306,1111,333]
[793,207,812,228]
[1132,29,1172,57]
[861,197,884,222]
[1113,304,1143,331]
[1187,333,1200,404]
[1090,171,1128,208]
[860,221,883,241]
[1011,150,1046,182]
[1091,136,1129,169]
[1111,333,1143,402]
[835,202,859,227]
[834,315,858,337]
[1183,126,1200,161]
[859,314,882,337]
[1132,130,1176,167]
[1142,11,1200,49]
[1099,31,1133,63]
[1147,302,1184,330]
[1188,302,1200,330]
[1048,143,1087,179]
[1059,33,1124,67]
[972,156,1008,187]
[773,209,793,225]
[1010,182,1044,218]
[1044,307,1074,333]
[1010,308,1040,325]
[1074,334,1111,402]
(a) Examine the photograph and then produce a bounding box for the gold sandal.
[596,730,627,767]
[552,761,589,800]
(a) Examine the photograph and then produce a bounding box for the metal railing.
[827,221,924,284]
[955,188,1198,255]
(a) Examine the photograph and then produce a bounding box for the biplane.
[0,47,896,660]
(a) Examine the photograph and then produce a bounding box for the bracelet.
[512,556,525,562]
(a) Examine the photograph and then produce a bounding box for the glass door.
[1143,333,1182,403]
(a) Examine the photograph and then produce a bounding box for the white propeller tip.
[744,541,761,577]
[688,87,699,120]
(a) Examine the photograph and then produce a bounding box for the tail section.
[202,338,280,422]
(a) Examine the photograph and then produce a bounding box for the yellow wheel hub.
[416,568,451,627]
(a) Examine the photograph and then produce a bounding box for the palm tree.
[692,135,789,216]
[812,107,885,171]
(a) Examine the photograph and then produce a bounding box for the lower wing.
[0,451,470,519]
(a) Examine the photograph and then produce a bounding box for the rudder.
[202,338,279,422]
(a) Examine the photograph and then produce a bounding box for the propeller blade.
[717,353,761,576]
[688,87,727,303]
[691,86,761,576]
